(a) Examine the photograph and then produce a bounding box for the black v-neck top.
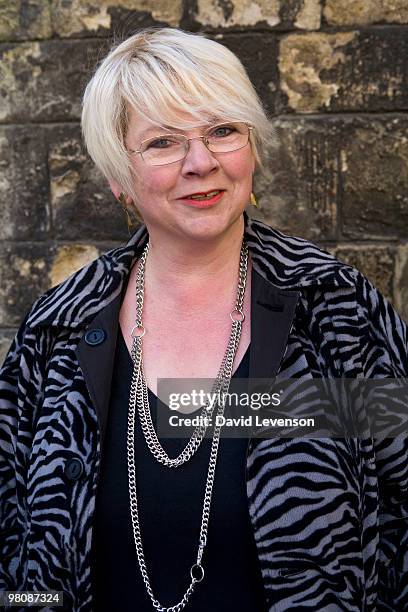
[91,326,267,611]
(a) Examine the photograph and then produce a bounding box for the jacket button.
[84,328,106,346]
[64,457,84,481]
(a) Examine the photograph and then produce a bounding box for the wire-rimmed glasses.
[128,121,254,166]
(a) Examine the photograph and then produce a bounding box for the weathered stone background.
[1,0,408,362]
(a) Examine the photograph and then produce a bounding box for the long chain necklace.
[126,239,249,612]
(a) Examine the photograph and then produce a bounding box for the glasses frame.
[128,121,254,166]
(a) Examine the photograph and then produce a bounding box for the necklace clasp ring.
[190,563,205,583]
[230,308,245,323]
[131,324,146,338]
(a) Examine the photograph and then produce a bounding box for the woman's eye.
[210,126,235,138]
[147,138,173,149]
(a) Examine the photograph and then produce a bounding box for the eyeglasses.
[128,121,254,166]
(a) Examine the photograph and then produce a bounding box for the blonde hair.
[81,27,275,200]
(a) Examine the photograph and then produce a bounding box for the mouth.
[178,189,225,201]
[177,189,225,208]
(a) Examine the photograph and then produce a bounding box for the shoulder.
[245,215,360,289]
[22,225,149,331]
[247,216,407,363]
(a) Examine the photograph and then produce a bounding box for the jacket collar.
[26,211,354,331]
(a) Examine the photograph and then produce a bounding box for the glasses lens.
[206,122,249,153]
[141,135,186,166]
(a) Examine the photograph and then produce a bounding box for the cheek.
[138,167,178,197]
[135,167,176,204]
[224,151,254,183]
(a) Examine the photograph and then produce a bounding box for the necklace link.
[126,239,249,611]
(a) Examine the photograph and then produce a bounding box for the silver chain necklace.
[126,239,249,612]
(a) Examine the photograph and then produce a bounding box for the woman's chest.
[119,314,251,395]
[118,261,252,393]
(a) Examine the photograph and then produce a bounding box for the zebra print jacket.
[1,212,407,611]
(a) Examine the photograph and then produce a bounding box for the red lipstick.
[178,190,225,208]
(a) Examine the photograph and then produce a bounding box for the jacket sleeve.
[358,271,408,378]
[357,272,408,488]
[356,272,408,608]
[0,309,38,590]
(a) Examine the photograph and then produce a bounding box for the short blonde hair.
[81,27,275,200]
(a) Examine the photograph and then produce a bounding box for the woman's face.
[120,108,256,243]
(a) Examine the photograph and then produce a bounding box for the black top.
[91,326,267,611]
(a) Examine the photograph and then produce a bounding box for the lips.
[178,189,225,199]
[177,190,225,208]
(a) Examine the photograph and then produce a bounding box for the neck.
[140,215,249,314]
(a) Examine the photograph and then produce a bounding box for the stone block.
[49,241,133,288]
[251,115,408,243]
[46,124,129,241]
[0,39,101,122]
[0,242,51,327]
[0,241,121,327]
[49,243,101,287]
[395,244,408,323]
[194,0,321,30]
[216,33,279,115]
[0,125,49,241]
[324,0,408,26]
[340,117,408,240]
[0,0,52,41]
[51,0,182,37]
[334,245,395,302]
[195,0,280,28]
[251,117,339,241]
[279,29,408,112]
[290,0,321,30]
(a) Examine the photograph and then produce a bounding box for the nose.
[180,137,219,177]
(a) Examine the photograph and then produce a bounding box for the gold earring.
[250,191,259,208]
[118,192,127,207]
[123,208,135,236]
[118,192,140,236]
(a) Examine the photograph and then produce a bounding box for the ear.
[108,179,122,201]
[108,180,133,206]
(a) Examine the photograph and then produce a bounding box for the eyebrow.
[137,118,224,141]
[138,125,183,139]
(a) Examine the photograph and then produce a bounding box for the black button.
[84,328,106,346]
[64,457,84,481]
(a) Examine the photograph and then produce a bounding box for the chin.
[176,208,243,242]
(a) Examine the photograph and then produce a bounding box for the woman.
[1,27,407,612]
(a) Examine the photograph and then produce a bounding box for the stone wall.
[1,0,408,361]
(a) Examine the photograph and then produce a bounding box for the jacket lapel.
[249,267,300,381]
[76,293,122,446]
